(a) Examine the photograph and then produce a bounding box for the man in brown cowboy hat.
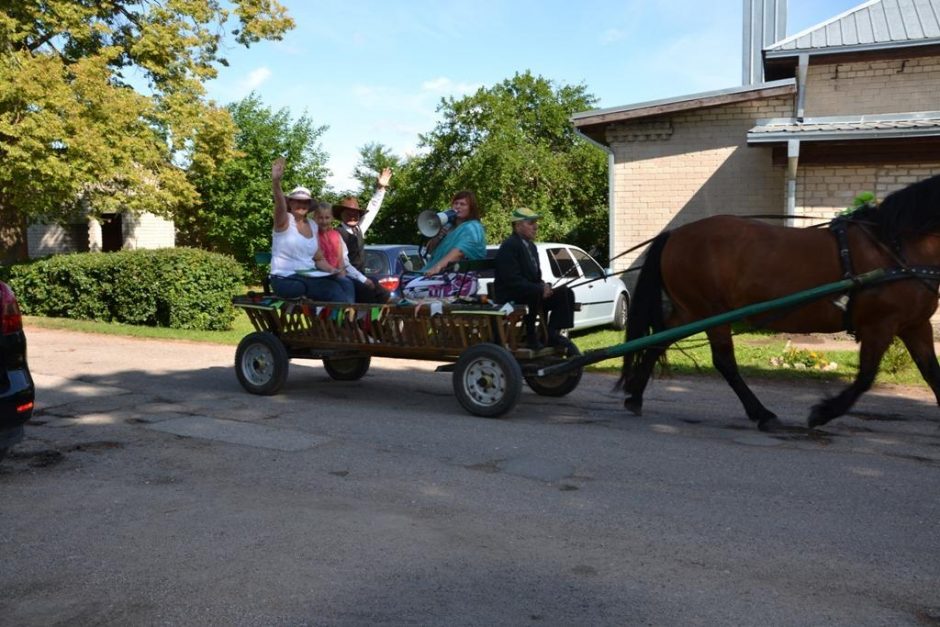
[333,167,393,303]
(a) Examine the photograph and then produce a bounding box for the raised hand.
[272,157,286,181]
[377,167,392,188]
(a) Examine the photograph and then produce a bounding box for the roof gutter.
[765,38,940,59]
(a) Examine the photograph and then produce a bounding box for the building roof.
[747,111,940,142]
[571,79,795,143]
[765,0,940,58]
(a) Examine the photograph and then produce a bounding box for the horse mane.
[845,173,940,241]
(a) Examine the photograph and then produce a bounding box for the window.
[547,247,577,281]
[400,251,425,272]
[363,250,389,275]
[571,248,604,279]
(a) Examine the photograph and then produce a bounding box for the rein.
[560,213,836,291]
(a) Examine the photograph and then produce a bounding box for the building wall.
[27,223,88,258]
[27,212,175,258]
[123,212,175,249]
[804,55,940,117]
[794,164,940,225]
[606,96,793,272]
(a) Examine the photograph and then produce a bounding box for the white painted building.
[27,212,176,258]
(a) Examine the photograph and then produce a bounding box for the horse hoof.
[807,406,832,429]
[758,417,783,433]
[623,396,643,416]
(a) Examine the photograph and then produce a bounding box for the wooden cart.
[232,294,583,417]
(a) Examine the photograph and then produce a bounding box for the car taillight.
[0,283,23,334]
[17,401,34,414]
[378,276,400,292]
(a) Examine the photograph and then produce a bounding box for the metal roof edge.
[748,127,940,142]
[571,78,796,125]
[754,111,940,125]
[764,0,882,52]
[765,37,940,59]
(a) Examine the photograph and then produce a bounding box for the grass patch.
[24,315,254,346]
[571,329,924,386]
[24,313,927,387]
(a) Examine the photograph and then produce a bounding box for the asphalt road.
[1,328,939,626]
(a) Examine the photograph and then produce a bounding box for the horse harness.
[828,217,940,336]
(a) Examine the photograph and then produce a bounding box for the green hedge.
[7,248,244,330]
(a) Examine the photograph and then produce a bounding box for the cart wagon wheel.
[323,355,371,381]
[235,331,289,395]
[524,345,583,397]
[453,343,522,418]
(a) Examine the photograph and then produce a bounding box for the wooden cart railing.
[234,294,536,361]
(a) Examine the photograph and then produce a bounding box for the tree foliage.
[181,93,329,271]
[0,0,293,257]
[366,71,610,261]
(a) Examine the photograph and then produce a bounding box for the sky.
[204,0,864,192]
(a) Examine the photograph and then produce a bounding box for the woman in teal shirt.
[404,190,486,299]
[421,190,486,274]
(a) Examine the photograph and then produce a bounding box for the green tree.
[0,0,293,260]
[367,71,609,260]
[181,93,329,271]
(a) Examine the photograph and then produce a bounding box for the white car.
[476,243,629,331]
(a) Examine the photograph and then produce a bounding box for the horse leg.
[622,344,668,416]
[898,321,940,406]
[808,331,893,428]
[706,325,781,431]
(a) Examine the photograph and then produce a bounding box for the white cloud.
[420,77,480,96]
[600,28,626,45]
[239,67,272,92]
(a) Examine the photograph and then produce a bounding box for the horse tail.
[616,231,670,390]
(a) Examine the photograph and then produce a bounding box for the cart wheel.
[524,345,583,397]
[453,343,522,418]
[235,332,289,395]
[323,355,371,381]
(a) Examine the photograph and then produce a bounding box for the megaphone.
[417,209,458,238]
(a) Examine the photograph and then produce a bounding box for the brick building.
[27,212,176,258]
[573,0,940,276]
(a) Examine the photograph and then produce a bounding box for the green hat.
[511,207,540,222]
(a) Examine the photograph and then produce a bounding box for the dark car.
[0,281,34,461]
[363,244,424,300]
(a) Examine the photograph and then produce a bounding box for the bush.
[7,248,244,330]
[880,338,914,375]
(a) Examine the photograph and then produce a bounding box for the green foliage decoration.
[7,248,244,330]
[840,191,877,216]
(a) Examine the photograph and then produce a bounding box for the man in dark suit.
[494,208,575,350]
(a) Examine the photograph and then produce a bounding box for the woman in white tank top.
[268,158,353,302]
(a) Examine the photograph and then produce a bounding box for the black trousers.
[354,280,390,304]
[521,285,575,341]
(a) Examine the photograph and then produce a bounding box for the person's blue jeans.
[270,274,354,303]
[328,275,356,303]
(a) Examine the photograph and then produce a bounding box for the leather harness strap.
[828,218,857,334]
[828,218,940,336]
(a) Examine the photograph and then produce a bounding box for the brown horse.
[618,174,940,431]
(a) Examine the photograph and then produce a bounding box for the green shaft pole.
[537,268,887,377]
